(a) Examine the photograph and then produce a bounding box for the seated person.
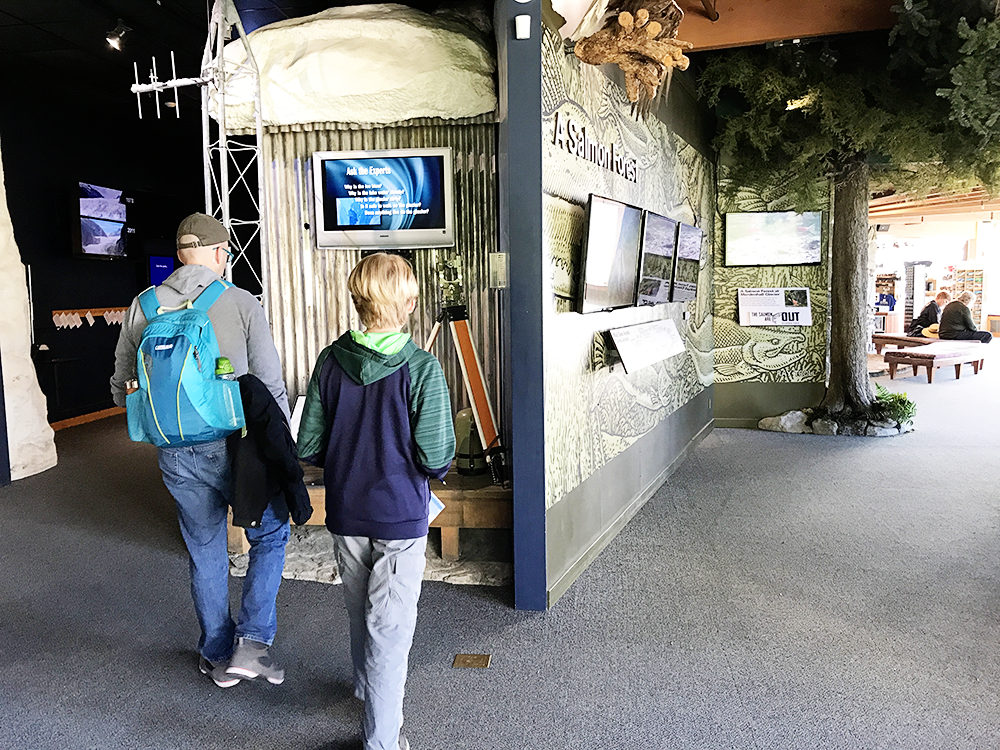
[907,291,951,336]
[938,291,993,343]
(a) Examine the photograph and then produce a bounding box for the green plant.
[870,383,917,424]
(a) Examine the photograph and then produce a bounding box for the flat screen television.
[576,195,643,314]
[149,256,175,286]
[312,147,454,249]
[672,223,703,302]
[637,210,678,306]
[75,182,128,259]
[724,211,822,266]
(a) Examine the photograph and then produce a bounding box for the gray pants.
[333,535,426,750]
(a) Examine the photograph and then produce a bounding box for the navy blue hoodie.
[297,333,455,540]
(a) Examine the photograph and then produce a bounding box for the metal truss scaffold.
[130,0,268,311]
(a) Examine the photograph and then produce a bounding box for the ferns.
[870,383,917,424]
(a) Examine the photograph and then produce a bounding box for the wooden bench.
[226,462,513,560]
[872,333,935,354]
[883,342,988,384]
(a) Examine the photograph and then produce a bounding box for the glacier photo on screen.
[79,183,126,256]
[725,211,822,266]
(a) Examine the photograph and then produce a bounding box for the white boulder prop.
[212,4,497,129]
[0,138,57,479]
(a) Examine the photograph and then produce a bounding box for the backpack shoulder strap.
[192,279,232,313]
[138,287,160,322]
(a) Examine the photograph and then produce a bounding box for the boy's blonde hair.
[935,291,952,304]
[348,253,419,330]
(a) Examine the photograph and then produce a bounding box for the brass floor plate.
[452,653,492,668]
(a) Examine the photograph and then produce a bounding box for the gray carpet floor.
[1,356,998,749]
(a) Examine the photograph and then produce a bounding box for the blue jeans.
[334,535,426,750]
[158,439,290,663]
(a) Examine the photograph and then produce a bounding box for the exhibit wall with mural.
[540,23,715,591]
[712,175,832,386]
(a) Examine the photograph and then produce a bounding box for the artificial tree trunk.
[820,156,874,416]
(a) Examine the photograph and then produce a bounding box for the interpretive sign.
[738,288,813,326]
[608,318,686,374]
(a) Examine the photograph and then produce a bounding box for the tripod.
[424,305,505,485]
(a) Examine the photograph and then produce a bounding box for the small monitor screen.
[672,223,703,302]
[149,256,175,286]
[313,148,454,249]
[637,211,678,306]
[578,195,642,314]
[79,182,127,257]
[725,211,822,266]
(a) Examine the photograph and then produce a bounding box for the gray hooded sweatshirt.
[110,264,289,422]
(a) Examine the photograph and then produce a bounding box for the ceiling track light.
[106,20,131,51]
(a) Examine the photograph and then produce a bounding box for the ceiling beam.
[675,0,897,51]
[870,188,1000,222]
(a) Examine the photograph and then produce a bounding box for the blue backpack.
[126,279,245,447]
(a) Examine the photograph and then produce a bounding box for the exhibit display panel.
[312,147,455,250]
[540,23,715,607]
[263,122,500,425]
[712,171,831,426]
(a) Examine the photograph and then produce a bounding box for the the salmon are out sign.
[738,287,813,326]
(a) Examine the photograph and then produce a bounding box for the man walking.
[111,213,290,688]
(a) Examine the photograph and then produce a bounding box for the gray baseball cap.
[176,213,229,250]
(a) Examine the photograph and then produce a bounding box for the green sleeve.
[408,351,456,475]
[296,347,334,463]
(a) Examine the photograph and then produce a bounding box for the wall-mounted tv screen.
[637,211,678,306]
[76,182,128,258]
[312,147,454,249]
[672,223,703,302]
[577,195,643,314]
[725,211,822,266]
[149,256,175,286]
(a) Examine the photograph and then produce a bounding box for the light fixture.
[106,20,131,51]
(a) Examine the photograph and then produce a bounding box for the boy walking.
[297,253,455,750]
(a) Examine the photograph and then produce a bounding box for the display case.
[952,266,988,328]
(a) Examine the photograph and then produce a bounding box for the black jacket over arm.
[907,301,940,335]
[228,374,312,528]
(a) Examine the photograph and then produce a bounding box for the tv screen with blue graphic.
[149,256,174,286]
[313,148,454,249]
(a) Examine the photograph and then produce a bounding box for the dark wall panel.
[0,88,203,422]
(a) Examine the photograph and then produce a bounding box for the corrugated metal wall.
[261,118,501,423]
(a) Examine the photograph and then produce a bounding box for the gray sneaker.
[225,637,285,685]
[199,656,240,688]
[398,733,410,750]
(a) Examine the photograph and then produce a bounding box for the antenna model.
[132,50,209,119]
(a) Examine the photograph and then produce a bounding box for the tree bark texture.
[821,157,873,415]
